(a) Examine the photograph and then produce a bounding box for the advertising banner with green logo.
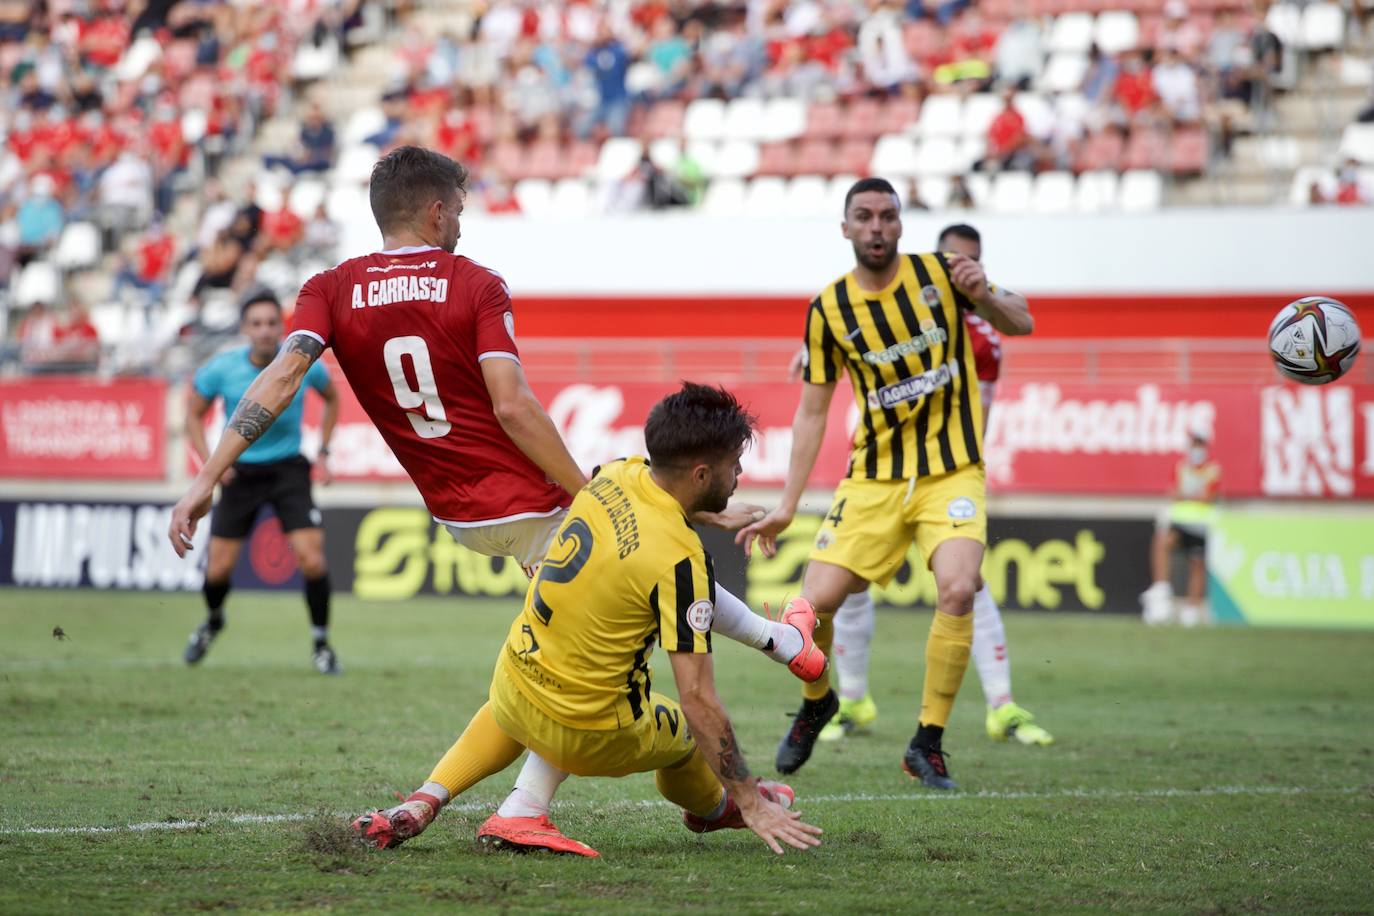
[1207,512,1374,628]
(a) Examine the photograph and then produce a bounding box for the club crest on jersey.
[921,285,943,307]
[503,310,516,342]
[816,531,833,550]
[947,497,977,520]
[686,599,714,633]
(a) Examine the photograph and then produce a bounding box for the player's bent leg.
[186,537,242,665]
[352,703,524,849]
[819,590,878,743]
[708,585,825,681]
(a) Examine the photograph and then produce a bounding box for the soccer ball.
[1267,296,1361,385]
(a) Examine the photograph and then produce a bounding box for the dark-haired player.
[740,178,1035,788]
[183,289,341,673]
[168,146,823,854]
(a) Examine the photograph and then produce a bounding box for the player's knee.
[298,553,328,579]
[934,573,978,614]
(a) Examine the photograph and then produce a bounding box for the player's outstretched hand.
[737,790,823,855]
[786,346,806,383]
[735,507,793,559]
[168,480,214,558]
[694,502,767,532]
[947,253,989,302]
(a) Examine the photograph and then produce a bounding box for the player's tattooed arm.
[226,399,277,443]
[717,726,751,782]
[284,332,324,364]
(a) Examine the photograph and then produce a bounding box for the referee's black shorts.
[209,455,321,539]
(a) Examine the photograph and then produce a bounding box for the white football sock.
[971,583,1013,709]
[497,752,569,819]
[711,585,802,663]
[414,781,450,806]
[832,590,875,701]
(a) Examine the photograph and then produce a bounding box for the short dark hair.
[239,288,281,320]
[844,177,900,215]
[937,223,981,248]
[645,382,757,470]
[369,145,468,234]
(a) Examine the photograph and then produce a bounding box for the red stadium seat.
[844,98,884,140]
[488,140,529,179]
[523,140,564,181]
[757,142,800,177]
[885,97,921,132]
[563,141,599,180]
[804,102,843,140]
[642,100,685,139]
[1074,129,1125,172]
[835,138,876,176]
[1169,129,1209,175]
[903,20,945,65]
[1125,129,1169,171]
[797,138,838,175]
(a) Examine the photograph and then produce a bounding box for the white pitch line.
[1,785,1363,838]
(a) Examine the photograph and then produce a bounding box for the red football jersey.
[965,312,1002,383]
[290,246,570,525]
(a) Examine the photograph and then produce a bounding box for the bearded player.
[790,223,1054,748]
[168,146,823,854]
[739,179,1034,789]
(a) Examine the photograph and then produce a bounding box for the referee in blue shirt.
[184,290,342,673]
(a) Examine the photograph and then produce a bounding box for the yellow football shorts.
[488,661,696,778]
[808,462,987,586]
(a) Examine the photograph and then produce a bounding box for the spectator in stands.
[947,174,975,209]
[196,179,239,256]
[112,217,174,310]
[1206,11,1250,91]
[0,202,18,286]
[57,299,100,370]
[15,174,63,267]
[1152,49,1202,125]
[1333,158,1371,205]
[1248,19,1285,113]
[190,226,247,304]
[903,178,931,210]
[364,87,409,149]
[479,169,523,215]
[1081,44,1119,111]
[697,13,765,99]
[993,6,1043,91]
[97,147,154,246]
[257,191,305,257]
[609,150,690,212]
[645,16,693,99]
[977,87,1033,172]
[263,102,337,175]
[17,301,60,372]
[301,203,340,262]
[579,23,632,138]
[1113,50,1158,126]
[858,0,916,91]
[1158,0,1204,60]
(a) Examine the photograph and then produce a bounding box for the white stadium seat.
[549,179,594,218]
[15,260,61,306]
[825,174,861,212]
[1039,53,1089,94]
[1054,93,1091,129]
[685,140,720,177]
[870,134,921,178]
[1048,13,1095,54]
[955,136,986,173]
[647,138,683,170]
[988,171,1033,213]
[325,183,367,223]
[761,98,807,142]
[723,97,767,141]
[292,36,340,80]
[683,98,728,140]
[1264,3,1302,46]
[333,143,380,184]
[786,175,830,217]
[287,180,326,218]
[1289,166,1335,206]
[90,302,130,344]
[1094,11,1139,56]
[596,137,644,182]
[180,108,208,144]
[960,93,1003,140]
[744,176,788,213]
[1075,170,1120,212]
[710,139,760,178]
[1031,171,1076,213]
[1119,169,1164,212]
[51,222,101,271]
[1013,92,1056,140]
[700,178,745,216]
[512,178,554,217]
[915,136,959,176]
[912,176,949,209]
[914,94,963,138]
[1300,3,1345,50]
[342,107,388,146]
[1339,123,1374,164]
[963,172,991,208]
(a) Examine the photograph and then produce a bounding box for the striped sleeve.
[655,550,714,654]
[802,297,843,384]
[933,252,979,312]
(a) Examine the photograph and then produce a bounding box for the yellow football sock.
[801,608,835,701]
[655,748,726,818]
[427,703,525,798]
[919,610,974,729]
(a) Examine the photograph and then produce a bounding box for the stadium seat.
[1054,92,1091,129]
[797,139,839,175]
[292,36,340,80]
[834,139,876,176]
[1299,3,1344,50]
[642,100,686,139]
[1075,130,1125,172]
[596,137,644,183]
[1075,170,1120,212]
[1048,12,1095,53]
[1119,169,1164,211]
[844,97,886,139]
[1039,53,1090,93]
[1125,129,1170,171]
[15,260,61,306]
[915,137,959,176]
[761,98,807,142]
[786,175,830,217]
[683,98,728,141]
[913,175,950,209]
[744,176,789,213]
[871,134,921,178]
[756,142,798,177]
[333,143,381,184]
[887,98,921,132]
[648,138,683,170]
[960,93,1003,140]
[1031,171,1076,212]
[1289,165,1335,206]
[826,174,862,211]
[51,222,101,271]
[287,180,326,218]
[89,302,129,345]
[1339,54,1373,88]
[342,107,388,146]
[711,140,760,178]
[180,108,208,145]
[963,173,992,207]
[1013,92,1056,139]
[1094,11,1140,54]
[1264,3,1301,46]
[513,179,554,217]
[685,140,720,177]
[723,97,767,141]
[522,140,566,181]
[1169,129,1209,175]
[549,179,595,218]
[915,94,963,138]
[1339,123,1374,164]
[988,171,1034,213]
[955,136,987,172]
[114,34,161,81]
[804,102,844,140]
[325,183,367,224]
[700,178,746,216]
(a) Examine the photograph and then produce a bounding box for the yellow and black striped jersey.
[803,251,984,480]
[496,457,714,730]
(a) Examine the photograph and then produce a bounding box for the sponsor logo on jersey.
[873,361,957,409]
[921,285,943,307]
[947,497,976,520]
[815,531,833,550]
[366,261,438,272]
[503,310,516,342]
[862,326,948,365]
[686,599,714,632]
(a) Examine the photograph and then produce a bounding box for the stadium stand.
[0,0,1370,374]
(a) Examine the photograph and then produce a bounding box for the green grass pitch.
[2,588,1371,914]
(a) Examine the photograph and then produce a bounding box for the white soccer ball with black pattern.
[1267,297,1361,385]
